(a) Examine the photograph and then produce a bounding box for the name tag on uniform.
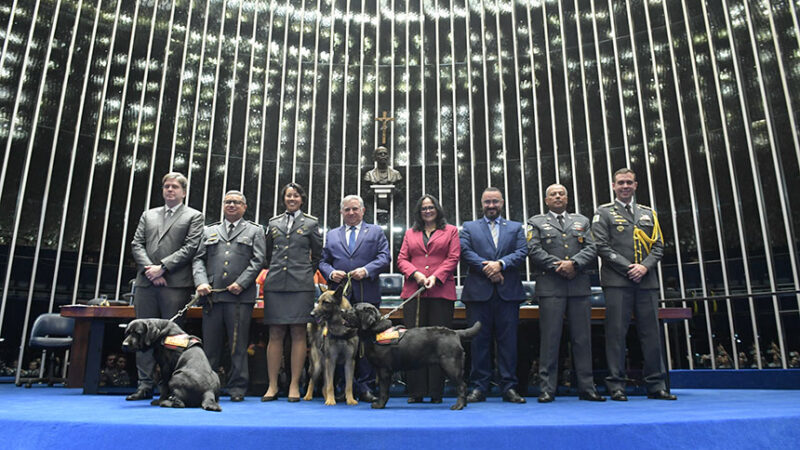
[237,236,252,245]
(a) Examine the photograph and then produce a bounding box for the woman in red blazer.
[397,194,461,403]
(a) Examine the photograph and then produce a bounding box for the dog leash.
[381,286,426,320]
[169,288,227,322]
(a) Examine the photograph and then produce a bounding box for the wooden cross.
[375,110,394,145]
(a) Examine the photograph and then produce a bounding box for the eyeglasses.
[421,206,436,212]
[224,200,244,205]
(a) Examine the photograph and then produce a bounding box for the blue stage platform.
[2,385,799,449]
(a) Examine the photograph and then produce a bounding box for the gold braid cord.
[633,211,663,264]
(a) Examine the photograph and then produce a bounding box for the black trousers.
[403,296,454,399]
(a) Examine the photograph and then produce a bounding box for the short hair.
[340,194,365,210]
[545,184,568,196]
[162,172,188,190]
[411,194,448,231]
[279,182,307,208]
[613,168,636,182]
[482,186,503,197]
[224,190,247,205]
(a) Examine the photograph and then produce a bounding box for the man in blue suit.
[319,194,392,401]
[460,187,528,404]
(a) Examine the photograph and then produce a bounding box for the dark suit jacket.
[526,212,597,297]
[396,224,461,301]
[192,220,267,303]
[592,201,663,289]
[460,217,528,302]
[319,222,391,304]
[131,203,204,288]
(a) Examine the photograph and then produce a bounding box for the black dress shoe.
[126,388,153,401]
[359,391,378,403]
[610,390,628,401]
[407,396,423,404]
[231,395,244,402]
[502,388,527,404]
[647,390,677,400]
[466,389,486,403]
[579,391,606,402]
[538,391,554,403]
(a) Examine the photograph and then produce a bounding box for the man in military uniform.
[592,168,676,401]
[193,190,266,402]
[527,184,604,403]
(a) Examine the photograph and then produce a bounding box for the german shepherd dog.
[122,319,222,412]
[303,284,359,405]
[342,303,481,410]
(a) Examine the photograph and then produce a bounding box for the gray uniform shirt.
[192,220,267,303]
[526,212,597,297]
[263,212,323,292]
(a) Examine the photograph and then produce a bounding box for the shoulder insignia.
[638,204,653,210]
[247,220,261,227]
[269,215,283,222]
[593,214,600,223]
[600,202,614,208]
[302,213,318,221]
[207,221,221,227]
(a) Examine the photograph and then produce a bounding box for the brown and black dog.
[343,302,480,410]
[122,319,222,411]
[303,284,359,405]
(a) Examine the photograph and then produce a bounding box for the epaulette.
[247,220,261,227]
[637,204,653,210]
[599,202,615,208]
[268,214,283,222]
[207,221,221,227]
[302,212,318,221]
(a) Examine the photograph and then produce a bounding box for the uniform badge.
[578,236,584,243]
[546,239,552,244]
[617,225,624,232]
[526,229,533,242]
[296,228,304,235]
[593,215,600,223]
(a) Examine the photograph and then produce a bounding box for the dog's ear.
[143,321,163,347]
[332,283,346,304]
[370,318,393,333]
[318,283,328,293]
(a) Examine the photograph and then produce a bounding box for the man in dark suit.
[527,184,604,403]
[193,190,266,402]
[319,194,391,401]
[128,172,204,400]
[460,187,528,404]
[592,168,676,401]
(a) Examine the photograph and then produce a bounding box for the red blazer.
[397,224,461,301]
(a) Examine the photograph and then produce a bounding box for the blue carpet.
[2,385,799,449]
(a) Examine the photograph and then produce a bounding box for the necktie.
[228,222,235,235]
[165,208,173,221]
[625,204,632,219]
[557,214,564,229]
[286,212,293,230]
[348,226,357,253]
[490,220,499,247]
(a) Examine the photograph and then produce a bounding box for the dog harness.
[162,333,203,351]
[374,326,407,345]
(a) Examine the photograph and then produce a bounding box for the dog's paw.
[346,398,358,406]
[450,402,466,410]
[324,397,337,406]
[202,401,222,412]
[159,399,174,408]
[370,401,385,409]
[150,399,162,406]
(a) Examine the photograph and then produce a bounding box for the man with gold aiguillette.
[592,168,676,401]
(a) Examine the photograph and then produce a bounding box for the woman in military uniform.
[261,183,323,402]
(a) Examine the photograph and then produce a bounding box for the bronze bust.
[364,146,402,184]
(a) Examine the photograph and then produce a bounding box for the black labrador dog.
[303,284,359,405]
[122,319,222,412]
[342,302,480,410]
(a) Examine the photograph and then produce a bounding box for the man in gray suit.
[128,172,205,400]
[527,184,604,403]
[193,190,266,402]
[592,168,676,401]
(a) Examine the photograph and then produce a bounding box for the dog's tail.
[455,322,481,339]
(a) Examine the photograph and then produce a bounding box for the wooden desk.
[61,304,691,394]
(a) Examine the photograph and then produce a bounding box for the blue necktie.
[348,226,356,253]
